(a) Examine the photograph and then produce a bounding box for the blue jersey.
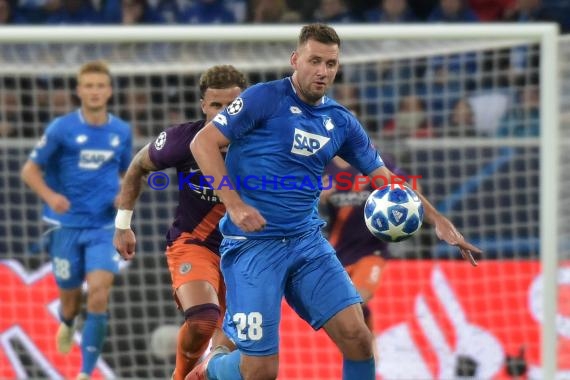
[30,109,132,228]
[213,77,383,238]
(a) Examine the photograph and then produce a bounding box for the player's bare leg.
[349,255,386,367]
[211,327,235,352]
[173,280,221,380]
[240,354,279,380]
[56,287,82,354]
[324,304,375,379]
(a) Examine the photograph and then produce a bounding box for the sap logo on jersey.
[291,128,330,156]
[79,149,114,169]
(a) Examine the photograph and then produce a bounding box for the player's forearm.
[190,131,243,209]
[118,168,145,210]
[20,160,56,203]
[118,145,156,210]
[414,191,443,226]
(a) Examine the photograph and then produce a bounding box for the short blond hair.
[77,60,112,83]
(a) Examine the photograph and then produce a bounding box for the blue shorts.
[220,228,361,356]
[48,226,120,289]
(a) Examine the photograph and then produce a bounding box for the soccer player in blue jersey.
[187,23,481,380]
[114,65,247,380]
[21,61,132,380]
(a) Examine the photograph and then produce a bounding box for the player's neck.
[291,73,321,106]
[81,107,108,126]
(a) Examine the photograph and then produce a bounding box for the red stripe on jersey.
[188,204,225,241]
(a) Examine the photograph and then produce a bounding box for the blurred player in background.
[320,155,415,338]
[113,65,247,380]
[20,60,132,380]
[188,23,480,380]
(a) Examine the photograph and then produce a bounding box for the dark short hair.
[199,65,247,98]
[298,23,341,49]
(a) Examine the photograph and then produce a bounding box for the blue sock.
[207,350,243,380]
[80,312,108,375]
[343,357,375,380]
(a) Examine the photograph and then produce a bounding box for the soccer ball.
[364,185,424,242]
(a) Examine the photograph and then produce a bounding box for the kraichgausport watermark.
[147,171,421,192]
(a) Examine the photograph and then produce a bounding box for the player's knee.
[337,323,374,358]
[86,285,112,312]
[183,303,220,350]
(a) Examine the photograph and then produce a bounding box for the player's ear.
[290,50,298,69]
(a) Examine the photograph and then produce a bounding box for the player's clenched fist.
[47,193,70,214]
[227,203,266,232]
[114,228,136,260]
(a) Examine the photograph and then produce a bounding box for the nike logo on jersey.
[291,129,330,157]
[79,149,114,170]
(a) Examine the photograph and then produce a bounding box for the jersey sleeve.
[212,84,274,141]
[148,123,197,170]
[29,118,62,166]
[337,117,384,175]
[381,153,407,178]
[119,125,133,173]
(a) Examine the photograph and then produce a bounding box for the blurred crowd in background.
[0,0,564,140]
[0,0,568,30]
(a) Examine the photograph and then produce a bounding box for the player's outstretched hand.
[227,202,267,233]
[433,214,481,267]
[114,228,136,260]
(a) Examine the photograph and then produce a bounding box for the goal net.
[0,24,566,379]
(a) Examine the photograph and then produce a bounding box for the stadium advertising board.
[1,260,568,379]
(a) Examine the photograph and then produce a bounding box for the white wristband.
[115,209,133,229]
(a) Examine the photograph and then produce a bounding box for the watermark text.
[147,171,421,192]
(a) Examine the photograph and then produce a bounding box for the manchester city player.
[21,61,132,380]
[114,65,247,380]
[188,24,481,380]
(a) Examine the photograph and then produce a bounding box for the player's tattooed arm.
[117,143,158,210]
[115,144,159,260]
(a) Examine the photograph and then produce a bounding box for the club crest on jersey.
[76,134,88,144]
[324,117,335,131]
[110,134,120,147]
[179,263,191,274]
[154,131,167,150]
[227,97,243,115]
[291,128,330,157]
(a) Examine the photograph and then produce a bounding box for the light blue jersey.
[213,77,383,238]
[30,109,132,228]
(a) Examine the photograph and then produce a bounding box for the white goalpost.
[0,24,563,379]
